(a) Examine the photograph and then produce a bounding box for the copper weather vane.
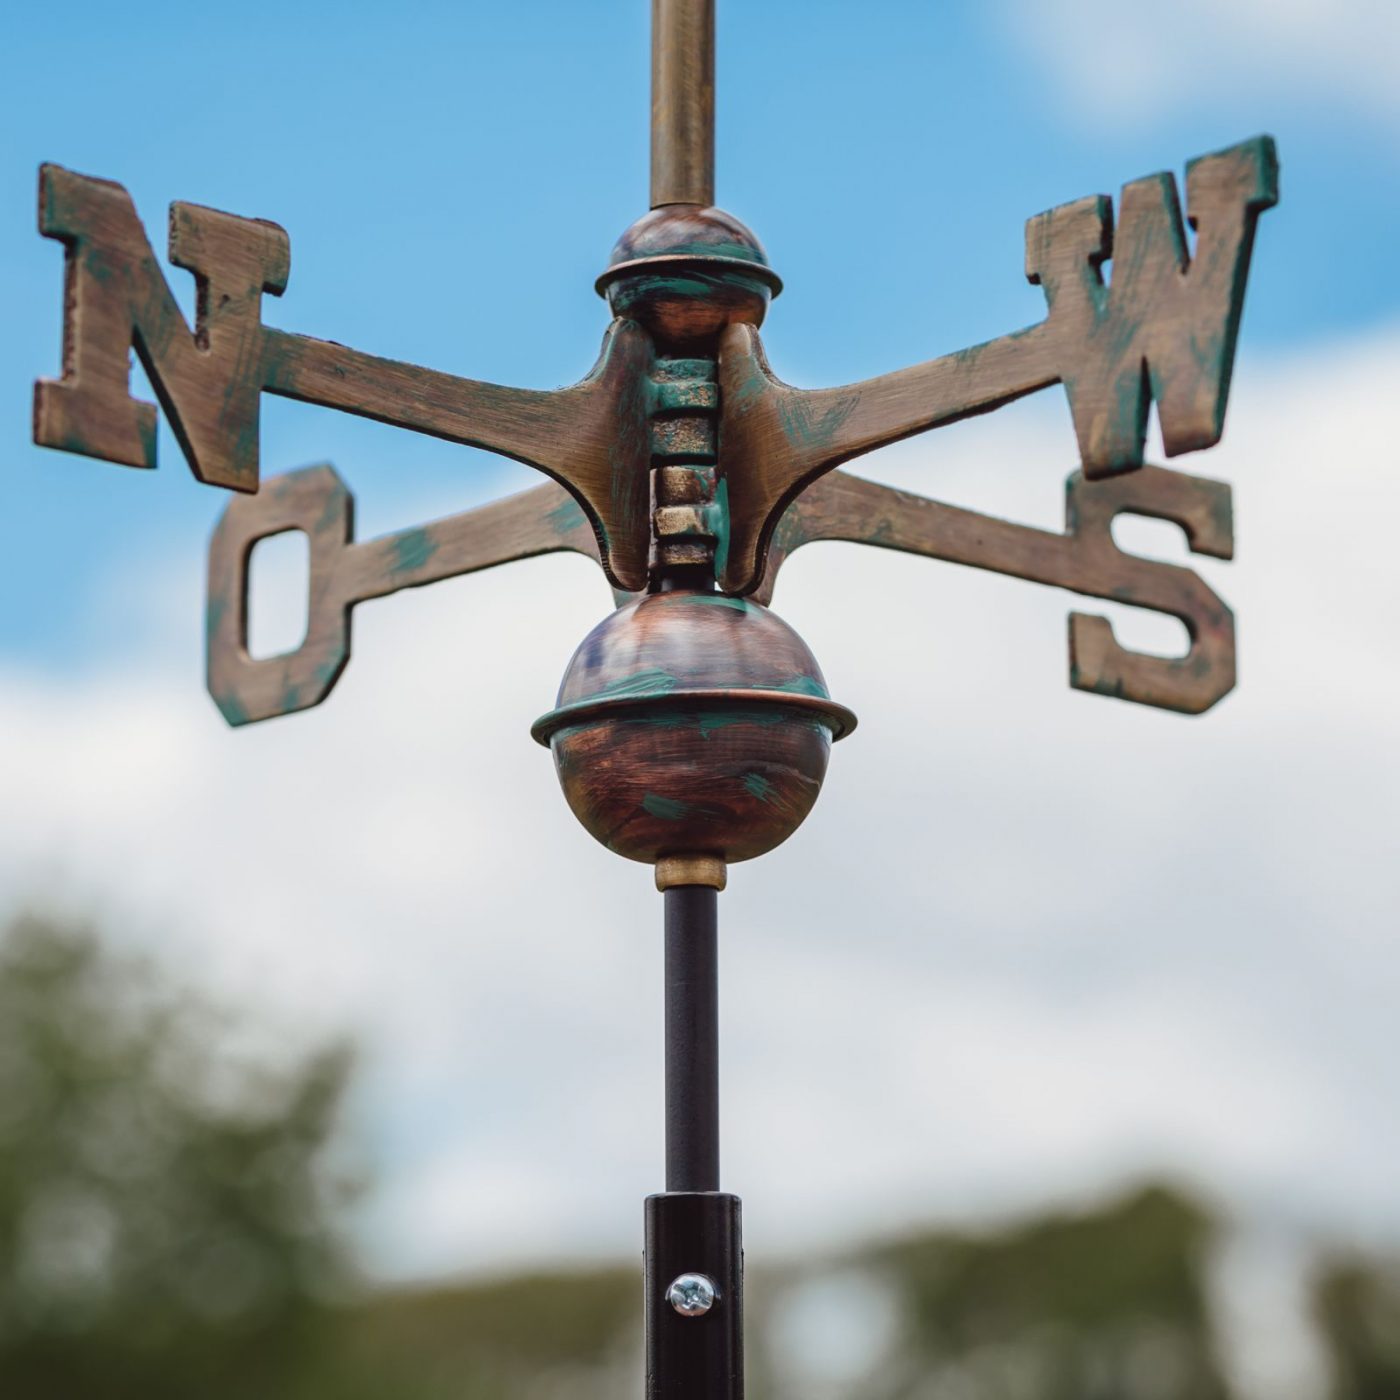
[30,3,1275,1393]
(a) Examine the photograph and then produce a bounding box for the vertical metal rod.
[651,0,716,208]
[652,885,739,1397]
[664,884,719,1191]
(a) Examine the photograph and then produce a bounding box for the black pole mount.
[648,885,743,1399]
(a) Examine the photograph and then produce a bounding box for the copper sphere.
[532,590,854,866]
[595,205,782,352]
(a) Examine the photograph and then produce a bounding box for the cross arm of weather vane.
[30,164,656,591]
[714,136,1276,594]
[33,138,1274,605]
[754,464,1234,714]
[205,451,1233,724]
[206,470,613,725]
[33,132,1271,721]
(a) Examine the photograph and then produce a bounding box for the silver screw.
[666,1272,718,1317]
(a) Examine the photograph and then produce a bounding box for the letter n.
[32,164,290,491]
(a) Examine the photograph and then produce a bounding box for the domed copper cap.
[533,591,853,866]
[596,206,781,351]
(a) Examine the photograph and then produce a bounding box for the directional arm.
[209,452,1239,727]
[716,137,1276,593]
[206,466,615,726]
[753,464,1235,714]
[32,165,655,590]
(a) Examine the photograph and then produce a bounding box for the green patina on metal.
[1102,300,1146,366]
[607,344,653,540]
[315,485,345,533]
[723,356,767,416]
[777,390,857,454]
[1043,138,1276,472]
[654,357,715,381]
[1072,664,1126,700]
[217,692,249,726]
[865,517,897,547]
[1208,488,1234,544]
[671,593,749,612]
[741,772,777,803]
[697,709,785,739]
[638,239,764,263]
[947,341,986,371]
[389,527,438,574]
[624,273,719,302]
[82,245,118,292]
[772,675,828,699]
[24,0,1272,779]
[592,667,680,701]
[712,476,732,581]
[546,496,583,536]
[621,711,693,731]
[642,792,692,821]
[205,593,226,648]
[1189,328,1228,412]
[1109,369,1149,455]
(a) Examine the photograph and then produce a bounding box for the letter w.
[1025,136,1278,475]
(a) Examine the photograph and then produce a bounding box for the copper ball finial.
[533,590,853,868]
[596,205,781,351]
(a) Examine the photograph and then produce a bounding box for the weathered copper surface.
[714,137,1278,593]
[533,590,853,865]
[32,2,1275,885]
[27,8,1286,1386]
[204,456,1235,725]
[207,467,606,726]
[32,165,656,592]
[598,205,778,352]
[651,0,716,208]
[755,464,1235,714]
[36,136,1273,608]
[649,357,723,575]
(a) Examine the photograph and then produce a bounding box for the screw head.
[666,1272,718,1318]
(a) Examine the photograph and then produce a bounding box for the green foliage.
[1315,1254,1400,1400]
[2,912,1397,1399]
[745,1186,1230,1400]
[0,914,357,1399]
[332,1268,640,1399]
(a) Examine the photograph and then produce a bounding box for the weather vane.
[31,2,1276,1393]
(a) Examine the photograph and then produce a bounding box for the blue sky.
[2,7,1399,1390]
[2,0,1397,663]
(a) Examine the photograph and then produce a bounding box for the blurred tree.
[5,911,1390,1400]
[332,1267,639,1399]
[0,913,359,1399]
[756,1184,1233,1400]
[1314,1254,1400,1400]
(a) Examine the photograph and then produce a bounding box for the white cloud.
[1001,0,1400,129]
[0,324,1397,1320]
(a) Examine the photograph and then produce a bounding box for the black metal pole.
[665,884,719,1191]
[647,881,742,1400]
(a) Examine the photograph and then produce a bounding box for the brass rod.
[651,0,715,207]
